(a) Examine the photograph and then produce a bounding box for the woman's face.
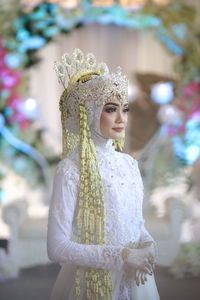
[100,100,129,139]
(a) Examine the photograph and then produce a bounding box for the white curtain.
[28,24,175,153]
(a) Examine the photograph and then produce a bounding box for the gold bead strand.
[75,103,112,300]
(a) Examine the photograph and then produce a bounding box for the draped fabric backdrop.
[29,24,175,153]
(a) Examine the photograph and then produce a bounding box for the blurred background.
[0,0,200,299]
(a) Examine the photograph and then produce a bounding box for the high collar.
[91,129,115,154]
[68,129,115,164]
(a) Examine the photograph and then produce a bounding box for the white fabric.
[47,136,160,299]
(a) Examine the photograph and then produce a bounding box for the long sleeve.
[47,158,124,271]
[133,158,155,245]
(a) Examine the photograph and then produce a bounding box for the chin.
[111,132,125,139]
[102,129,125,139]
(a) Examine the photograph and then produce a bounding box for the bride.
[47,48,160,300]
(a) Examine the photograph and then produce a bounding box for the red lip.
[112,127,124,132]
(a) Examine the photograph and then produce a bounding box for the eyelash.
[105,107,130,113]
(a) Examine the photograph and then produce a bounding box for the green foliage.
[170,242,200,278]
[143,1,196,27]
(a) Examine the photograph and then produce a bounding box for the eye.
[105,107,117,113]
[123,107,130,113]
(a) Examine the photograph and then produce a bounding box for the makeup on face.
[100,101,129,139]
[103,102,129,114]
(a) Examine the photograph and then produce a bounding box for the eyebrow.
[104,102,128,107]
[104,102,119,106]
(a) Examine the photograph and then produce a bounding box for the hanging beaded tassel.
[113,137,125,152]
[59,90,80,158]
[75,103,112,300]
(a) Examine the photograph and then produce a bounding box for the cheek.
[124,114,128,127]
[100,112,113,132]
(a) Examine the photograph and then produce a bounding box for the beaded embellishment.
[54,48,109,89]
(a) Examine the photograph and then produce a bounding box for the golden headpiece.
[54,48,109,90]
[54,49,128,153]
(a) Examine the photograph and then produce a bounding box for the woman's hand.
[138,241,156,269]
[122,240,157,286]
[122,247,153,275]
[134,242,155,286]
[135,269,149,286]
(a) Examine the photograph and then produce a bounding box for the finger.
[141,262,153,275]
[136,270,143,285]
[135,269,139,283]
[148,258,155,269]
[147,254,155,266]
[148,252,155,262]
[135,269,140,286]
[147,263,154,274]
[139,272,144,285]
[141,271,147,284]
[142,266,153,276]
[140,271,146,285]
[143,241,153,248]
[137,269,147,286]
[139,270,144,285]
[139,241,153,249]
[144,260,153,271]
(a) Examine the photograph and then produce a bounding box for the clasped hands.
[122,241,156,286]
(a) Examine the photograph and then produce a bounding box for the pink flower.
[168,126,178,136]
[8,111,30,130]
[1,70,20,88]
[183,81,200,96]
[7,95,22,109]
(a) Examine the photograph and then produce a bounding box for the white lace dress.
[47,139,160,300]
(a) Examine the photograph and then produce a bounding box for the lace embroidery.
[47,150,156,299]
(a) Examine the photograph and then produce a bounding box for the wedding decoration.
[157,104,181,125]
[169,80,200,165]
[0,39,58,192]
[0,0,200,189]
[151,82,174,104]
[21,0,172,9]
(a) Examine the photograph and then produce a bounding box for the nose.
[116,109,124,123]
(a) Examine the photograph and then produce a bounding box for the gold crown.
[54,48,109,90]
